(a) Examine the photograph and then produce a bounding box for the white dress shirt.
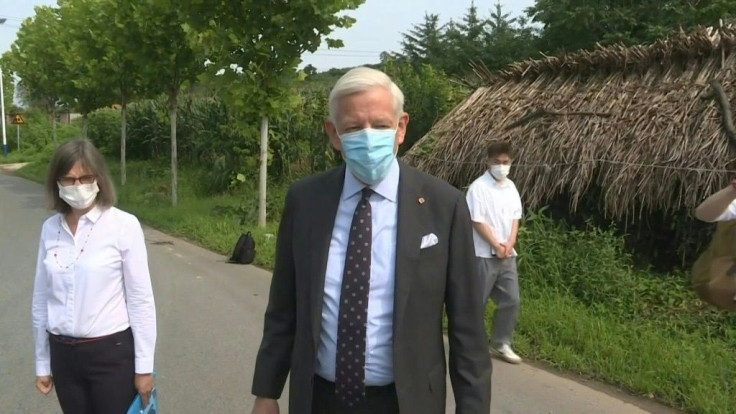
[315,159,399,386]
[32,206,156,376]
[716,199,736,221]
[466,171,523,258]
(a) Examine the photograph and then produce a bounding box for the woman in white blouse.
[32,139,156,413]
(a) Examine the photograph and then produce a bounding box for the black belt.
[48,328,130,345]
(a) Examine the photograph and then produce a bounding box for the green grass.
[14,159,736,413]
[514,290,735,413]
[1,142,56,165]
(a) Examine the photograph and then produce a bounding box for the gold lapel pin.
[418,197,425,204]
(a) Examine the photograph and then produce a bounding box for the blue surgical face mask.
[339,128,397,185]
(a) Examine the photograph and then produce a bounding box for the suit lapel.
[309,166,345,349]
[394,161,425,335]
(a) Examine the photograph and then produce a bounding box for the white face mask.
[59,181,99,210]
[490,165,511,181]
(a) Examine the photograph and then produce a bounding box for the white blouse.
[32,206,156,376]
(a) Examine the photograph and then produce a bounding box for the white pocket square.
[420,233,439,249]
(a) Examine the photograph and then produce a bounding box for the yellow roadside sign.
[11,113,24,125]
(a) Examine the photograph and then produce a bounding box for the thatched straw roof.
[405,26,736,219]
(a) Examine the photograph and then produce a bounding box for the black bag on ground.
[228,232,256,264]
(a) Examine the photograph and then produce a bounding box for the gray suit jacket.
[252,161,492,414]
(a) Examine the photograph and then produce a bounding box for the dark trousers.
[312,375,399,414]
[49,328,137,414]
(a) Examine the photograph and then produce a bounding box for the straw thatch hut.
[405,26,736,220]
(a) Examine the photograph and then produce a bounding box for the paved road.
[0,171,680,413]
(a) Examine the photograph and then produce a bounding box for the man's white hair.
[328,66,405,123]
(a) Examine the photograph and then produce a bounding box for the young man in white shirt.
[466,141,523,364]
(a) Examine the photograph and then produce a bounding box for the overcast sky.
[1,0,535,71]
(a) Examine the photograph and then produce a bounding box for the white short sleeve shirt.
[466,172,523,258]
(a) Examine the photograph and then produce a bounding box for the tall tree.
[400,13,447,68]
[132,2,202,206]
[7,6,68,147]
[58,0,116,140]
[444,2,487,74]
[173,0,364,227]
[395,3,538,78]
[528,0,736,53]
[482,1,538,71]
[102,0,150,186]
[65,0,150,185]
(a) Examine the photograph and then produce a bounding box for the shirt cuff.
[36,361,51,377]
[135,358,154,374]
[715,210,734,222]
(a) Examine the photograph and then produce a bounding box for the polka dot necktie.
[335,187,373,407]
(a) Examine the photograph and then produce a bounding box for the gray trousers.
[478,256,520,348]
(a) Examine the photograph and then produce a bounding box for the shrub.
[519,209,736,336]
[87,108,120,155]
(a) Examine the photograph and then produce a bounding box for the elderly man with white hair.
[251,67,491,414]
